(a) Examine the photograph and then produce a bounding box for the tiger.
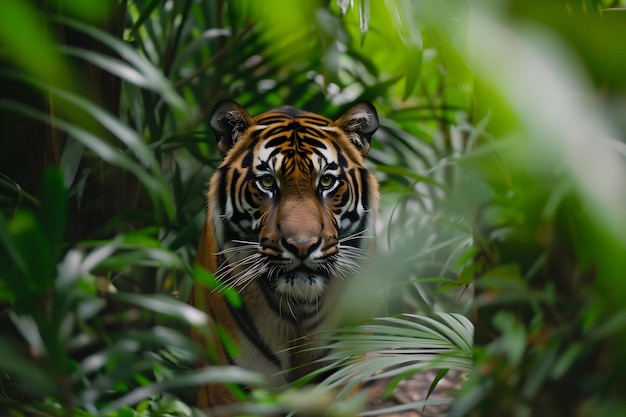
[192,100,379,411]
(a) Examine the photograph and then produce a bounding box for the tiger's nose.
[282,237,321,259]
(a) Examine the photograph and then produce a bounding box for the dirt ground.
[363,369,464,417]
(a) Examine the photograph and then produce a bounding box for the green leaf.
[194,265,242,308]
[454,246,478,269]
[0,0,65,86]
[59,17,188,116]
[8,311,46,356]
[550,343,583,380]
[360,398,454,416]
[358,0,370,41]
[112,292,208,328]
[492,312,527,366]
[62,46,153,88]
[100,367,265,414]
[403,46,423,99]
[126,0,162,39]
[376,165,447,188]
[336,0,351,15]
[0,99,172,221]
[60,135,85,189]
[0,336,57,396]
[41,168,67,261]
[2,70,176,222]
[7,210,53,296]
[170,28,232,75]
[426,368,450,400]
[0,211,27,275]
[80,237,121,274]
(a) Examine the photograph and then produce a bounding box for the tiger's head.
[206,101,379,307]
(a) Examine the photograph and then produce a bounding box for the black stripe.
[229,169,240,214]
[266,134,292,148]
[341,209,360,223]
[341,170,360,222]
[242,149,253,168]
[241,134,260,169]
[258,277,292,321]
[301,311,327,332]
[256,115,288,124]
[331,140,348,167]
[300,135,327,150]
[225,300,281,368]
[359,167,370,209]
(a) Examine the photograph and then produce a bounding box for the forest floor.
[363,369,464,417]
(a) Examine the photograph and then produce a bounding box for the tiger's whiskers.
[213,242,268,293]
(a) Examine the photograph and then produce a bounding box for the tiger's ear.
[210,101,255,156]
[334,101,379,157]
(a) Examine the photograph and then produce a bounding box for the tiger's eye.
[319,174,335,189]
[259,174,275,189]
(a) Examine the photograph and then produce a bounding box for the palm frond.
[295,313,472,414]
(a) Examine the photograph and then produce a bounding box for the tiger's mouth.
[272,266,329,302]
[283,266,328,282]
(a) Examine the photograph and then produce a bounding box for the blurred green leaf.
[0,337,57,396]
[193,265,242,308]
[112,292,208,328]
[101,367,265,413]
[0,99,174,222]
[60,17,189,117]
[126,0,161,39]
[492,312,526,366]
[41,168,67,261]
[0,0,66,85]
[7,210,53,298]
[59,136,85,189]
[358,0,370,40]
[2,0,626,415]
[9,311,46,356]
[376,165,447,188]
[0,211,26,276]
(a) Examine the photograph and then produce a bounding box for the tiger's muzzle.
[259,194,338,301]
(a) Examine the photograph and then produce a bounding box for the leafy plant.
[0,1,468,415]
[2,0,625,416]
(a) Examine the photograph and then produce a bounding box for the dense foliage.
[1,0,625,416]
